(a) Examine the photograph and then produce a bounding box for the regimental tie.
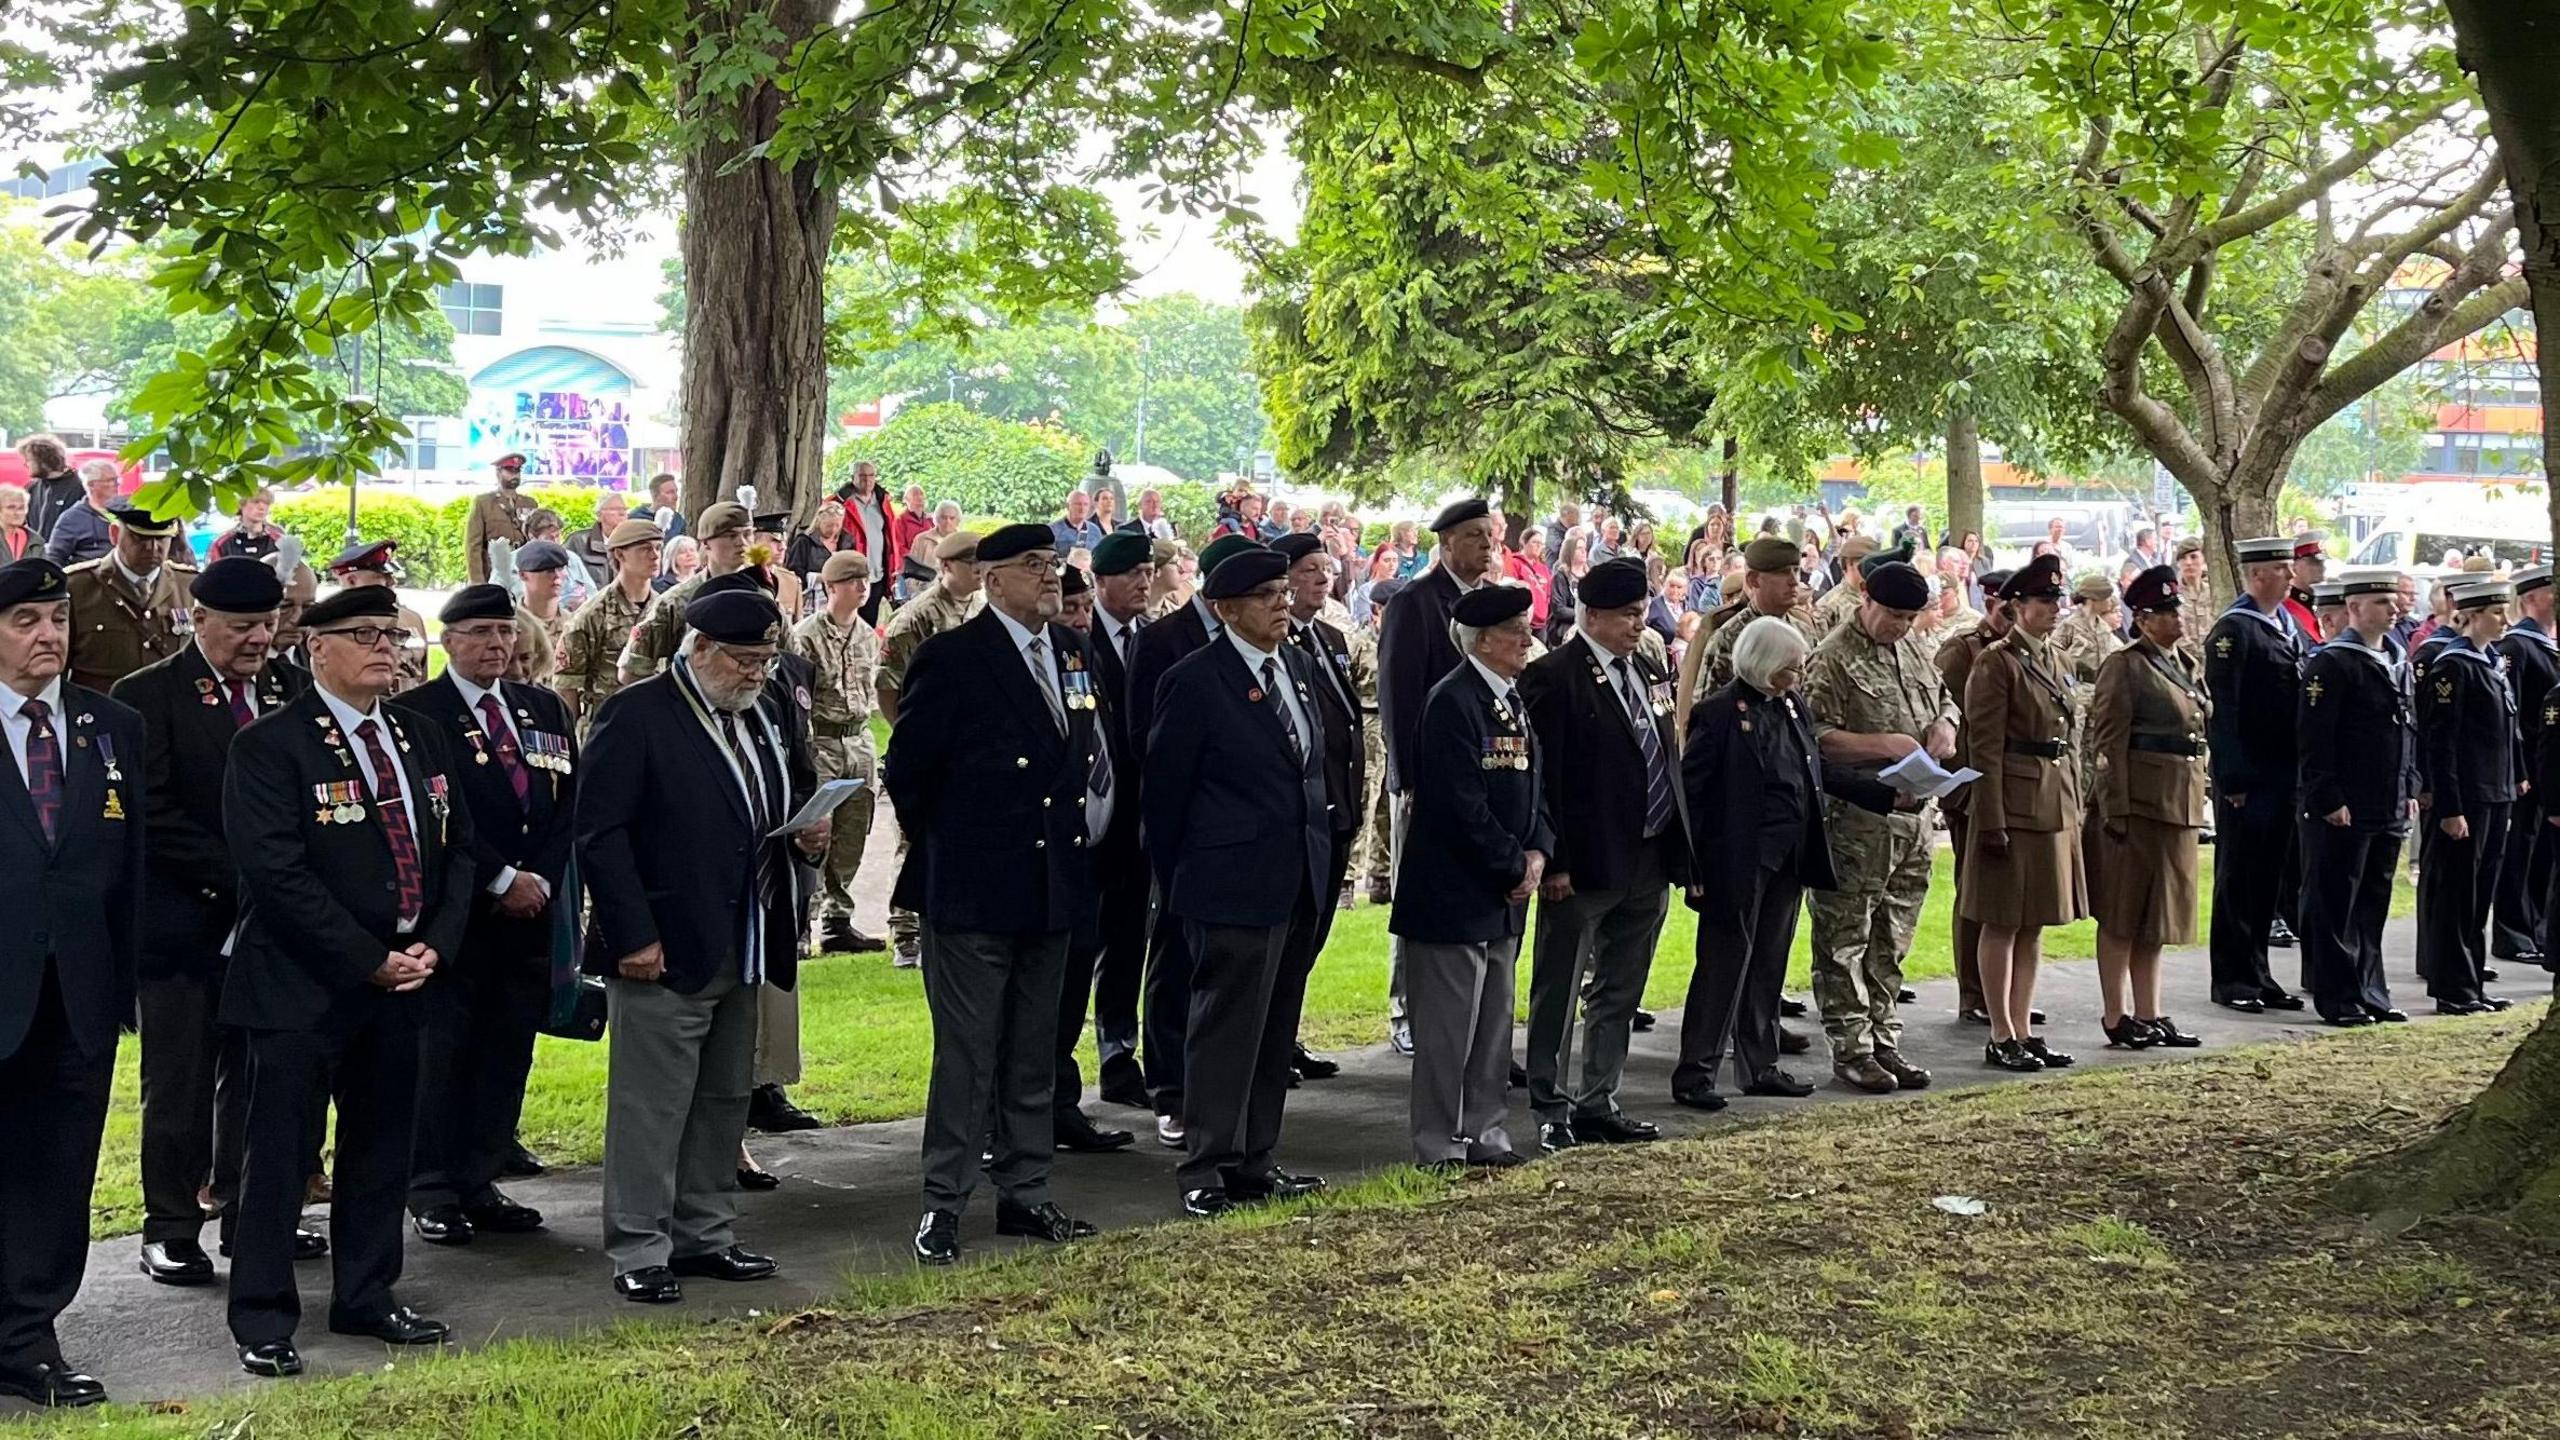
[715,707,783,985]
[1262,657,1303,760]
[477,693,532,808]
[1619,657,1673,836]
[354,717,425,922]
[22,697,61,843]
[1027,636,1067,732]
[227,678,255,728]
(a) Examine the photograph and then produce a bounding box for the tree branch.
[2162,104,2451,267]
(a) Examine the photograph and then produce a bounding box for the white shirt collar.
[1226,629,1281,673]
[316,683,389,739]
[5,675,64,720]
[449,669,503,715]
[991,606,1045,654]
[113,552,158,591]
[1465,654,1517,703]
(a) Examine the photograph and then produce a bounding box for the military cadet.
[2489,565,2556,966]
[2296,571,2418,1026]
[508,539,573,686]
[465,453,538,585]
[1809,534,1880,633]
[1518,557,1691,1150]
[2417,577,2525,1016]
[748,512,807,620]
[1276,530,1359,1081]
[2309,579,2349,643]
[1127,533,1263,1142]
[876,529,982,969]
[326,540,431,694]
[793,550,885,955]
[2052,571,2123,684]
[272,560,318,677]
[64,504,195,694]
[2202,537,2309,1013]
[1081,532,1156,1106]
[1351,577,1399,906]
[222,584,477,1376]
[1393,584,1551,1166]
[2282,536,2325,638]
[1938,567,2013,1026]
[0,557,145,1408]
[1675,535,1823,747]
[1801,556,1949,1094]
[1376,499,1500,1056]
[393,585,578,1247]
[578,586,826,1304]
[621,502,755,683]
[886,524,1103,1265]
[554,518,665,730]
[2172,538,2214,665]
[112,559,319,1288]
[1961,555,2088,1073]
[1145,546,1332,1214]
[2085,565,2211,1049]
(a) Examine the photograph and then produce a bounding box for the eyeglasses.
[714,645,781,673]
[317,626,413,649]
[992,557,1064,576]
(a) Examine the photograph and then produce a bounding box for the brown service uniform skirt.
[2084,813,2199,945]
[1957,818,2091,930]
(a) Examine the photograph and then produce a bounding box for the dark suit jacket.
[1124,597,1212,759]
[2420,641,2524,819]
[1144,637,1331,926]
[1389,663,1556,944]
[884,608,1101,935]
[577,668,815,994]
[1087,612,1146,865]
[1681,679,1892,908]
[113,647,307,978]
[392,674,580,970]
[1290,617,1365,837]
[1519,634,1695,892]
[2204,602,2303,815]
[1377,566,1466,793]
[2297,640,2418,835]
[220,690,477,1033]
[2493,622,2559,810]
[0,685,145,1061]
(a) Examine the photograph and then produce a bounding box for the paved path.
[29,913,2556,1409]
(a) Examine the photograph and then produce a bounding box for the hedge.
[272,485,608,587]
[829,403,1089,521]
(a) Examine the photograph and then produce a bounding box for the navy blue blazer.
[1389,663,1555,945]
[0,684,145,1061]
[1144,636,1332,926]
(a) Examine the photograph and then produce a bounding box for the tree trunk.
[2187,482,2277,608]
[1719,436,1739,518]
[678,0,838,527]
[2344,0,2560,1238]
[1944,409,1983,550]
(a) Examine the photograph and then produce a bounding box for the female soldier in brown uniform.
[2085,565,2210,1050]
[1959,554,2088,1071]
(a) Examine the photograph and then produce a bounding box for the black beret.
[1197,534,1264,576]
[977,523,1056,565]
[1203,547,1289,600]
[1578,556,1649,610]
[684,589,784,645]
[1976,568,2014,595]
[1857,543,1914,579]
[1864,561,1928,612]
[1428,498,1491,533]
[698,568,776,598]
[1452,584,1533,627]
[1091,532,1153,577]
[190,556,284,613]
[0,557,69,611]
[300,585,401,629]
[439,583,518,626]
[1369,577,1406,610]
[2123,564,2180,614]
[1996,553,2066,601]
[514,539,572,573]
[1060,563,1091,597]
[1271,532,1324,565]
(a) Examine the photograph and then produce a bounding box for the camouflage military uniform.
[2051,607,2123,794]
[1803,614,1958,1063]
[1676,594,1826,744]
[64,557,195,693]
[792,607,881,929]
[1812,578,1864,636]
[2176,574,2216,667]
[554,579,653,733]
[619,570,712,682]
[1350,622,1392,899]
[876,577,979,953]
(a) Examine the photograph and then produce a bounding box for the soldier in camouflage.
[2053,571,2125,795]
[1350,576,1397,903]
[552,518,663,733]
[2173,537,2215,667]
[875,529,984,968]
[1809,534,1881,636]
[1675,535,1827,747]
[1802,556,1950,1094]
[795,549,886,955]
[618,502,755,682]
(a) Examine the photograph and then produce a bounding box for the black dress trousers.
[2417,803,2511,1006]
[2207,793,2290,1003]
[0,968,116,1370]
[2295,819,2399,1019]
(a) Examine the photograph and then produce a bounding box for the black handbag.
[543,976,609,1042]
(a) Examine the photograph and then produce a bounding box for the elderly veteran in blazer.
[1390,583,1554,1169]
[2085,565,2211,1050]
[220,582,478,1377]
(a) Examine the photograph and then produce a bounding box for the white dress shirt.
[992,607,1067,726]
[448,670,528,897]
[1101,606,1145,665]
[1465,654,1520,713]
[1,676,66,787]
[318,684,417,844]
[1228,630,1314,756]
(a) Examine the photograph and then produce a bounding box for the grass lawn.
[84,847,2418,1239]
[46,1004,2555,1438]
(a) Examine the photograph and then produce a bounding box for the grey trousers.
[602,970,758,1273]
[753,978,800,1088]
[920,923,1067,1213]
[1405,936,1521,1163]
[1525,842,1669,1124]
[1385,793,1416,1022]
[1180,897,1320,1194]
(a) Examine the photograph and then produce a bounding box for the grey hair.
[77,458,120,485]
[1450,620,1484,656]
[1731,614,1810,693]
[934,499,963,520]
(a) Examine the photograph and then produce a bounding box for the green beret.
[1091,532,1153,577]
[1741,536,1799,573]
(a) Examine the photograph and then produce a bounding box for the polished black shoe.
[1538,1121,1579,1154]
[330,1306,450,1345]
[2482,995,2515,1011]
[2142,1016,2203,1047]
[1508,1061,1529,1087]
[914,1211,962,1265]
[237,1341,303,1378]
[670,1244,778,1281]
[413,1205,475,1246]
[2030,1008,2048,1026]
[1897,987,1919,1003]
[2367,1007,2410,1023]
[1958,1005,1992,1026]
[2318,1010,2375,1028]
[817,916,884,954]
[1985,1039,2044,1072]
[224,1228,328,1261]
[2435,999,2494,1016]
[1743,1068,1816,1098]
[1630,1008,1657,1032]
[1097,1055,1151,1108]
[2260,990,2306,1011]
[1470,1148,1529,1169]
[463,1193,546,1234]
[1778,1026,1811,1056]
[1873,1048,1932,1089]
[1779,996,1808,1018]
[2214,994,2266,1014]
[2267,918,2297,947]
[2102,1017,2158,1049]
[736,1163,783,1191]
[0,1359,107,1407]
[138,1238,216,1286]
[748,1083,823,1133]
[2021,1037,2074,1068]
[2481,966,2501,982]
[501,1142,548,1178]
[1182,1187,1235,1218]
[1672,1087,1729,1112]
[1292,1044,1341,1080]
[1055,1111,1136,1153]
[996,1199,1098,1243]
[1569,1111,1661,1144]
[614,1266,684,1304]
[1228,1169,1327,1201]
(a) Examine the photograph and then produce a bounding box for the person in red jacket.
[2281,537,2324,639]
